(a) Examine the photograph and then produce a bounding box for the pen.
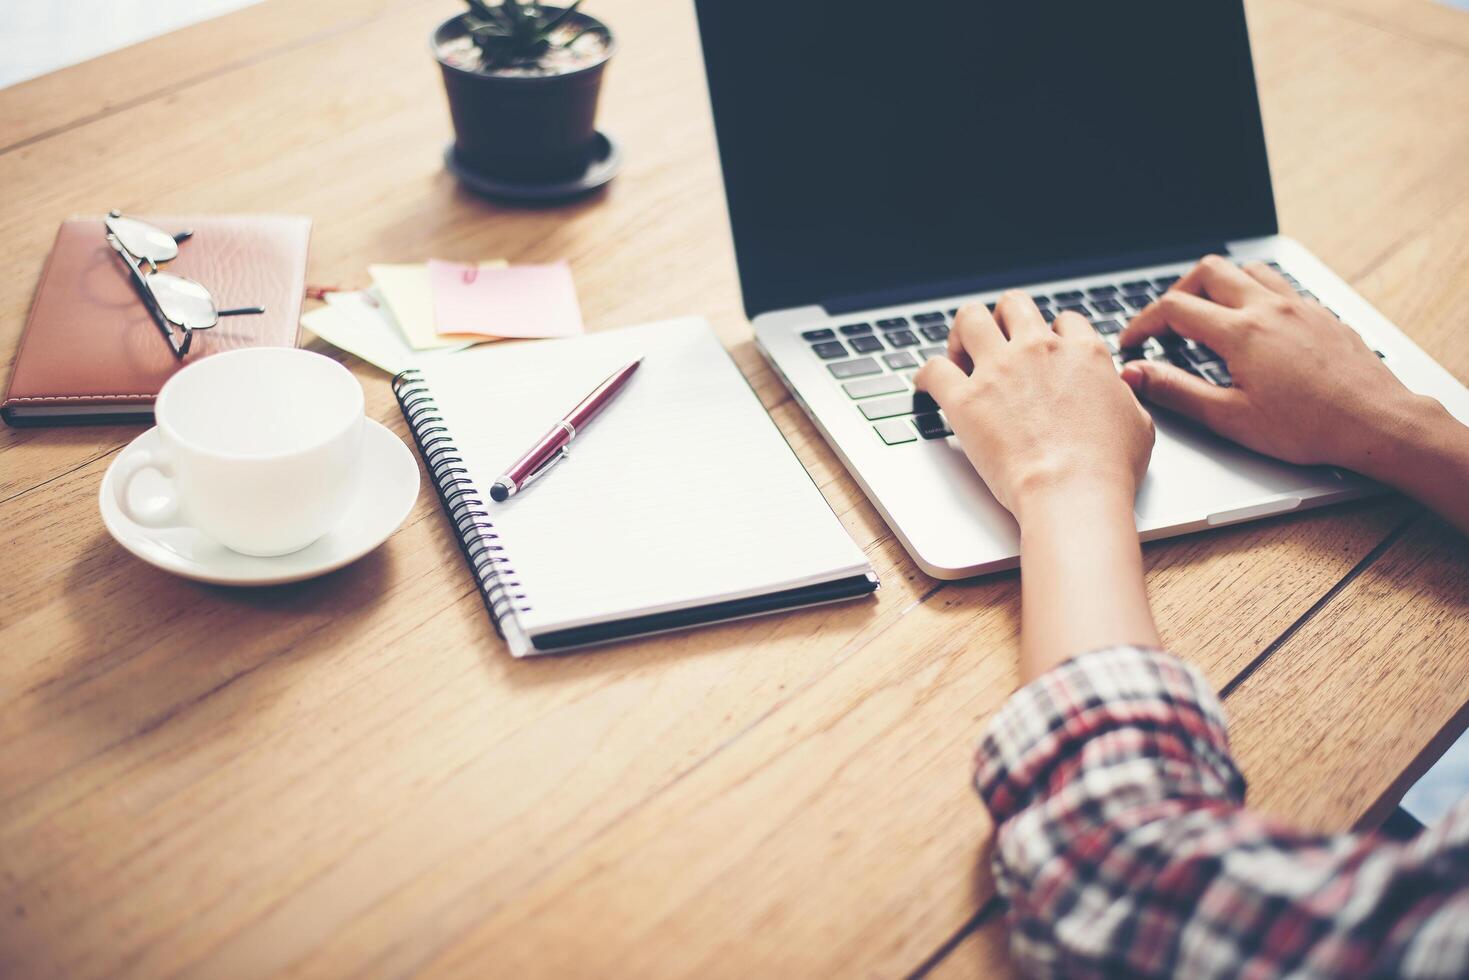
[489,356,643,502]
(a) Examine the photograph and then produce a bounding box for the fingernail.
[1120,363,1146,390]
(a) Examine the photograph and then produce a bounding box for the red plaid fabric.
[975,646,1469,978]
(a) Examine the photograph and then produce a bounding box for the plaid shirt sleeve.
[975,645,1469,979]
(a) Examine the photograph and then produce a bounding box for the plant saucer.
[443,131,623,203]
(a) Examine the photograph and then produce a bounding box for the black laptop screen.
[693,0,1278,317]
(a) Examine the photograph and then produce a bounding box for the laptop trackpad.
[1135,409,1344,531]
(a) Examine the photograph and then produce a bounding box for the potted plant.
[433,0,615,187]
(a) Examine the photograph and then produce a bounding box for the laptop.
[692,0,1469,579]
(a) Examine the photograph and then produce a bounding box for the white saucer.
[99,420,420,586]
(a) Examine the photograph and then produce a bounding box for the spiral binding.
[392,369,532,635]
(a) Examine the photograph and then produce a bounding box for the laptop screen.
[694,0,1278,318]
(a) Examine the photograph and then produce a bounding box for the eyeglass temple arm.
[106,234,186,355]
[164,229,263,317]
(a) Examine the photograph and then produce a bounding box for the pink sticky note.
[429,259,585,339]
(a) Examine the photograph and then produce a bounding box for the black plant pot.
[433,10,614,184]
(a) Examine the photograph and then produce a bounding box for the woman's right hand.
[1117,255,1446,480]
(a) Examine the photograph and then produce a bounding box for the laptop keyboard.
[801,261,1353,446]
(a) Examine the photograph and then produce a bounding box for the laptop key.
[1124,293,1152,311]
[839,322,873,336]
[1087,285,1119,298]
[1199,363,1233,387]
[1058,304,1090,318]
[883,351,919,370]
[802,328,836,341]
[887,330,921,348]
[913,412,953,440]
[913,311,946,323]
[1094,318,1123,335]
[920,324,949,341]
[1040,308,1057,323]
[1120,280,1151,293]
[850,335,885,354]
[828,357,882,379]
[920,346,947,361]
[1054,289,1084,302]
[877,317,910,330]
[873,419,918,445]
[844,375,908,399]
[860,392,938,420]
[1154,275,1181,290]
[811,341,847,359]
[1033,294,1052,305]
[1093,298,1125,314]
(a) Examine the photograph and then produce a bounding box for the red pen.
[489,357,643,502]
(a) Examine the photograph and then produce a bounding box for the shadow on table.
[51,529,397,745]
[494,587,886,691]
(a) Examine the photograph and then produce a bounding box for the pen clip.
[519,446,569,492]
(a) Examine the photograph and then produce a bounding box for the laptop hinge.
[821,239,1232,316]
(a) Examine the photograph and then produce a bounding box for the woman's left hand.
[915,291,1155,525]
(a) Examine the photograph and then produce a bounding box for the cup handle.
[112,449,185,528]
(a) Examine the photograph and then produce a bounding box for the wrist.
[1347,392,1459,487]
[1014,472,1137,531]
[1015,473,1155,682]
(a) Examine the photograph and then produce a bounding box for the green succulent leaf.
[537,0,586,36]
[462,0,593,67]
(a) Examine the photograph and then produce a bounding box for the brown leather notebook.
[2,215,311,425]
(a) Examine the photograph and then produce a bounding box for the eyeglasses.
[105,210,266,358]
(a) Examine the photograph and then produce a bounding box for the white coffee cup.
[112,347,365,557]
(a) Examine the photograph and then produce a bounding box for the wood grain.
[1227,514,1469,833]
[924,916,1021,980]
[1289,0,1469,54]
[0,0,410,153]
[1,0,1467,976]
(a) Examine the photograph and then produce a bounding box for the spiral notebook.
[393,317,878,656]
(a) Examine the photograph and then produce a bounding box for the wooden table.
[3,1,1468,975]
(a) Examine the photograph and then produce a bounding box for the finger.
[950,301,1004,366]
[1051,310,1095,342]
[1170,254,1272,308]
[1119,290,1241,352]
[1241,260,1298,298]
[914,354,971,409]
[993,290,1047,341]
[945,326,973,374]
[1119,360,1242,432]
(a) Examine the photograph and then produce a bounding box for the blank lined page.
[416,318,871,634]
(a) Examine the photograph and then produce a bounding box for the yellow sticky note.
[302,301,415,376]
[369,262,505,350]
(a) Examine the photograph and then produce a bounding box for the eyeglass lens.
[105,213,179,265]
[147,272,219,331]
